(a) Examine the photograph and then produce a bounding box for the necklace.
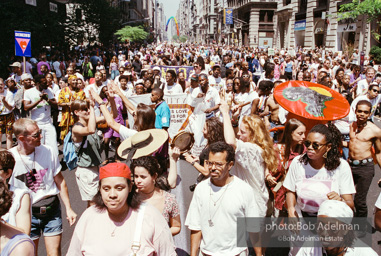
[109,207,129,237]
[208,178,233,227]
[355,121,367,134]
[17,147,37,182]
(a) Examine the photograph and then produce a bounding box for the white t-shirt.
[235,91,258,117]
[190,86,221,112]
[185,177,260,256]
[283,155,356,214]
[119,125,137,141]
[232,139,268,217]
[9,145,61,204]
[84,83,102,98]
[208,76,225,90]
[0,89,15,115]
[2,188,30,227]
[24,87,54,125]
[161,82,183,95]
[356,79,370,97]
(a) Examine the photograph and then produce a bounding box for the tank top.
[1,233,34,256]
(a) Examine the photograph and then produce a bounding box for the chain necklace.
[17,147,37,182]
[208,178,233,227]
[109,207,129,237]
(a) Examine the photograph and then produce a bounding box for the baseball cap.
[10,62,21,68]
[153,66,160,71]
[190,74,199,81]
[135,79,144,85]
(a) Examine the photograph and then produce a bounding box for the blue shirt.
[154,101,171,129]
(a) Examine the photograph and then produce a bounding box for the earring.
[323,151,328,158]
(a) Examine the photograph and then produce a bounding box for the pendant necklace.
[208,179,232,227]
[109,208,129,237]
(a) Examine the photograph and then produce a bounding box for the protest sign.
[150,65,193,80]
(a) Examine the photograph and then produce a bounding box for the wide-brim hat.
[117,129,168,162]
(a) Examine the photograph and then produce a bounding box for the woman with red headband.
[67,162,176,255]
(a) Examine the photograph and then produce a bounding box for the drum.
[171,131,195,153]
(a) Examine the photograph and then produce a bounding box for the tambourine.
[171,131,195,153]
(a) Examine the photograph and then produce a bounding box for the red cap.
[99,162,131,180]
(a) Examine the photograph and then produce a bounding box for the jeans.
[351,161,375,217]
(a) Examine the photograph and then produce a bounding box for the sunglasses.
[304,140,327,150]
[29,168,37,182]
[28,129,42,139]
[372,89,379,93]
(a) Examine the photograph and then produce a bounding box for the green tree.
[179,35,188,43]
[66,0,121,45]
[338,0,381,42]
[115,26,149,42]
[172,35,179,41]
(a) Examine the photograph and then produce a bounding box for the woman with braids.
[0,177,34,256]
[283,123,355,219]
[130,156,181,236]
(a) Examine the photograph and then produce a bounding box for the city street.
[34,144,381,255]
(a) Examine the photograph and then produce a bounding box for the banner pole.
[23,56,26,74]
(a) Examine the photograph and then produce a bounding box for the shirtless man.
[348,100,381,217]
[260,90,280,141]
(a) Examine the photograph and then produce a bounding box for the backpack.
[63,130,86,170]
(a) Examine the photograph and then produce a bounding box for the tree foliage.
[66,0,121,45]
[338,0,381,42]
[115,26,149,42]
[179,35,188,43]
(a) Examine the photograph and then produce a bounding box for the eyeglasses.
[372,89,379,93]
[304,140,327,150]
[205,160,227,169]
[28,129,42,139]
[227,83,233,85]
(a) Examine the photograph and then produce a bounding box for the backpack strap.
[72,122,87,155]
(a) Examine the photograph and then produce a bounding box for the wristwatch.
[98,101,106,106]
[191,161,197,166]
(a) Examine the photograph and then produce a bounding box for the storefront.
[314,19,325,48]
[294,19,306,48]
[337,18,356,51]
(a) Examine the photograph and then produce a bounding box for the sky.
[161,0,181,40]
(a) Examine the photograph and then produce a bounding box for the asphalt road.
[35,141,381,256]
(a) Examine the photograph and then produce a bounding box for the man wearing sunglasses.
[9,118,77,256]
[348,84,381,123]
[347,100,381,218]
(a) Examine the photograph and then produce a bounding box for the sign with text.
[225,9,233,25]
[294,20,306,31]
[150,65,193,81]
[14,31,31,57]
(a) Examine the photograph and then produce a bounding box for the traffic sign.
[14,31,31,57]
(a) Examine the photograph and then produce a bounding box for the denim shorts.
[30,202,63,240]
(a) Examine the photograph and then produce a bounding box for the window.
[299,0,307,13]
[75,9,82,21]
[259,10,274,22]
[283,0,291,5]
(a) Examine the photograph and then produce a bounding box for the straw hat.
[117,129,168,162]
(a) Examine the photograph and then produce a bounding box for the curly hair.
[93,178,141,210]
[130,156,168,191]
[241,115,278,174]
[205,117,224,145]
[299,123,342,170]
[0,178,13,217]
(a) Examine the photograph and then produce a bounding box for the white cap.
[135,79,144,85]
[153,66,160,71]
[21,73,33,81]
[10,62,21,68]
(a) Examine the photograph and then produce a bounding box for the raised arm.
[111,82,136,114]
[90,88,121,133]
[220,99,237,149]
